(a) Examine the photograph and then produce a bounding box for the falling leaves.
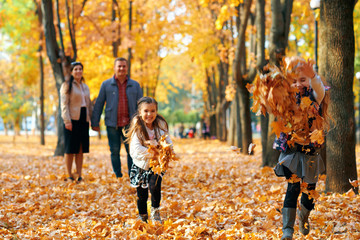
[247,58,326,145]
[148,135,179,175]
[0,136,359,239]
[349,179,359,188]
[230,146,241,154]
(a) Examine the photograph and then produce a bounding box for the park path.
[0,135,359,239]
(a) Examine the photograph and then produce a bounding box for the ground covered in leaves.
[0,136,359,239]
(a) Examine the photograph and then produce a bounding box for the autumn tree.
[319,0,358,193]
[0,0,40,137]
[41,0,86,155]
[262,0,293,166]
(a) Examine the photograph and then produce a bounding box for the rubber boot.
[151,207,162,223]
[138,214,148,223]
[281,208,296,240]
[298,204,311,235]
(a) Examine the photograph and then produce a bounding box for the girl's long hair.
[125,97,169,146]
[67,62,84,94]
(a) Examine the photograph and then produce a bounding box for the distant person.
[195,121,201,138]
[178,123,185,138]
[60,61,92,183]
[202,121,210,140]
[126,97,173,223]
[188,128,194,138]
[91,58,143,178]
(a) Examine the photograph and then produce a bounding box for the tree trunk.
[39,49,45,145]
[264,0,293,166]
[319,2,327,174]
[255,0,267,160]
[112,0,121,58]
[321,0,358,193]
[227,102,236,146]
[260,114,269,164]
[232,0,253,153]
[236,90,242,148]
[35,0,45,145]
[239,84,252,152]
[41,0,65,156]
[209,114,216,138]
[227,88,242,147]
[128,0,133,77]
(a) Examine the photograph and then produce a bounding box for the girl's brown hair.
[125,97,169,146]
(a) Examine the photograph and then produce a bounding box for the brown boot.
[138,214,148,223]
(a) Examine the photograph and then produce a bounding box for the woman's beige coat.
[60,80,92,124]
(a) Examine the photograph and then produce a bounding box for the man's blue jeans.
[106,126,133,178]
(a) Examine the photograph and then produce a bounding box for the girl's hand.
[297,60,316,79]
[65,122,72,131]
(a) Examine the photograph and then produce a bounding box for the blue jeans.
[106,126,133,178]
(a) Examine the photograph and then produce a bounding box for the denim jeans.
[106,126,133,178]
[136,174,162,214]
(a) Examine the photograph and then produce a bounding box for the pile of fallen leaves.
[246,57,326,146]
[148,135,179,175]
[0,136,359,239]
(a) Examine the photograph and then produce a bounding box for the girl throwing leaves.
[248,57,330,239]
[126,96,173,223]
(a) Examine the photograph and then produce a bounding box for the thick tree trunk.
[260,114,268,164]
[41,0,65,156]
[227,102,236,146]
[227,90,242,147]
[256,0,267,161]
[321,0,358,193]
[233,0,252,153]
[264,0,292,166]
[239,85,252,152]
[319,3,327,174]
[209,114,217,138]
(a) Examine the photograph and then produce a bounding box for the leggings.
[136,173,162,214]
[283,166,316,210]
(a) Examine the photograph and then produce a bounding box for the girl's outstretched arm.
[310,75,325,105]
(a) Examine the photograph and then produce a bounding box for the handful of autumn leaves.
[246,58,326,147]
[147,135,179,175]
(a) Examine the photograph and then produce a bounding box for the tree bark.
[112,0,121,58]
[239,84,252,151]
[255,0,267,161]
[34,0,45,145]
[264,0,293,166]
[233,0,253,153]
[227,102,236,146]
[41,0,65,156]
[321,0,358,193]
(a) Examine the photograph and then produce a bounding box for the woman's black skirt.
[64,107,89,154]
